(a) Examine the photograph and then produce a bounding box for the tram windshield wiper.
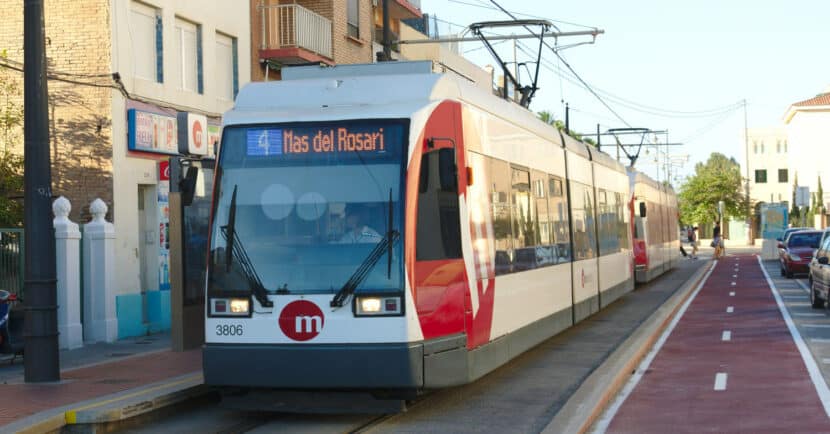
[220,185,273,308]
[331,191,399,308]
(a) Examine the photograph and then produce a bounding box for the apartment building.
[0,0,250,340]
[784,90,830,211]
[250,0,422,80]
[741,127,790,206]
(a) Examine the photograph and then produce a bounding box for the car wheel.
[811,279,825,309]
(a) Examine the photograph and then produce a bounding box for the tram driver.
[337,203,382,244]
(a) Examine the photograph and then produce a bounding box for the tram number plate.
[215,324,244,336]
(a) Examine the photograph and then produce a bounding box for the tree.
[791,172,800,224]
[678,153,746,225]
[818,176,825,215]
[0,49,23,227]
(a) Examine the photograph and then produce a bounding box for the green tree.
[0,48,23,227]
[818,176,825,215]
[678,153,746,225]
[791,172,800,224]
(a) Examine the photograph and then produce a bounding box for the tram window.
[511,168,538,250]
[598,189,618,256]
[570,182,597,260]
[549,176,570,262]
[490,159,512,274]
[617,192,630,250]
[416,150,462,261]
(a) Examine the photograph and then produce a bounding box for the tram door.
[169,157,214,351]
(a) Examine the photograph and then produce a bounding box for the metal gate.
[0,229,24,297]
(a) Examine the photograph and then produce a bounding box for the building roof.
[792,93,830,107]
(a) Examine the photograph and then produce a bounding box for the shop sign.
[208,125,221,157]
[127,109,178,155]
[177,112,208,156]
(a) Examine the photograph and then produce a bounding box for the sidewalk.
[0,333,204,433]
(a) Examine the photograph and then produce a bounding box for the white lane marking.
[714,373,728,391]
[730,291,735,296]
[757,255,830,418]
[795,313,826,317]
[727,306,734,313]
[784,295,807,300]
[795,279,812,294]
[733,274,738,278]
[823,358,830,364]
[592,261,718,433]
[810,338,830,344]
[722,330,732,341]
[803,324,830,329]
[731,282,737,286]
[788,302,813,307]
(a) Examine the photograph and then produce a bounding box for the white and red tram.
[203,62,677,393]
[628,169,679,283]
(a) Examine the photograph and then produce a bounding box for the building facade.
[250,0,422,80]
[742,127,790,206]
[0,0,250,339]
[784,91,830,211]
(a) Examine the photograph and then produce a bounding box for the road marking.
[803,324,830,329]
[757,255,830,418]
[788,302,813,307]
[823,358,830,364]
[794,313,825,317]
[810,338,830,344]
[784,295,806,300]
[727,306,734,313]
[714,373,728,391]
[722,331,732,341]
[731,282,737,286]
[733,274,738,278]
[592,261,717,433]
[729,291,735,296]
[795,279,812,294]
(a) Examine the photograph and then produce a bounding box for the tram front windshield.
[208,120,406,297]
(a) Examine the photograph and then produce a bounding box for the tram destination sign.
[246,125,392,158]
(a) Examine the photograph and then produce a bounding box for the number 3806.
[215,324,243,336]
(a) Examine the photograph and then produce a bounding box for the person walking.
[712,222,723,259]
[688,226,698,259]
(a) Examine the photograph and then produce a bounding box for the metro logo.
[279,300,324,341]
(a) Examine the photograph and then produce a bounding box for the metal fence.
[0,228,24,297]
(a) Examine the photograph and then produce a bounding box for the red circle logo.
[279,300,324,341]
[192,121,203,149]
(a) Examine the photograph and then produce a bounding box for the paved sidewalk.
[0,333,203,433]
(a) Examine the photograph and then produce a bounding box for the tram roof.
[227,61,620,165]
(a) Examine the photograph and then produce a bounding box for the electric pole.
[744,99,752,245]
[23,0,60,382]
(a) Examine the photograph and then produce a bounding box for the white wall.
[741,127,789,205]
[786,110,830,209]
[109,0,251,296]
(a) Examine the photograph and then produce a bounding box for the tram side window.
[510,168,538,248]
[617,192,631,250]
[549,176,571,262]
[489,158,513,274]
[570,182,597,260]
[416,150,462,260]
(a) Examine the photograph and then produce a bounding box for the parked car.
[808,234,830,308]
[778,227,810,242]
[780,230,822,278]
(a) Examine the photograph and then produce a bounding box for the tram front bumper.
[203,342,424,389]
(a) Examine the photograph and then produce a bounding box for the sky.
[418,0,830,185]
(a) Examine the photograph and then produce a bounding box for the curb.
[542,260,715,434]
[1,373,208,434]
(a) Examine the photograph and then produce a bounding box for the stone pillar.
[83,198,118,343]
[53,197,83,349]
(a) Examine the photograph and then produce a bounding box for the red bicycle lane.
[604,254,830,434]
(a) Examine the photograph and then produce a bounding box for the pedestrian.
[712,222,723,259]
[688,226,698,259]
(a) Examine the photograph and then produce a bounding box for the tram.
[629,169,679,283]
[203,61,677,394]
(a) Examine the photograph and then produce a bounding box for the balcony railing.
[260,4,332,59]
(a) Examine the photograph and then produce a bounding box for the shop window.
[130,1,162,83]
[215,32,238,100]
[174,17,202,93]
[347,0,360,39]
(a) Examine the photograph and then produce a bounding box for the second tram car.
[629,169,679,283]
[203,62,678,395]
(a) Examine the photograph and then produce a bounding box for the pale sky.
[419,0,830,185]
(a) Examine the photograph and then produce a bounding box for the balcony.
[259,4,333,65]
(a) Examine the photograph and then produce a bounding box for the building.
[784,89,830,211]
[742,127,790,207]
[0,0,250,339]
[250,0,423,81]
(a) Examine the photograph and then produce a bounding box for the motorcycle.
[0,289,24,361]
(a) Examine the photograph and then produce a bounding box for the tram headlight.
[230,298,250,314]
[355,295,403,316]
